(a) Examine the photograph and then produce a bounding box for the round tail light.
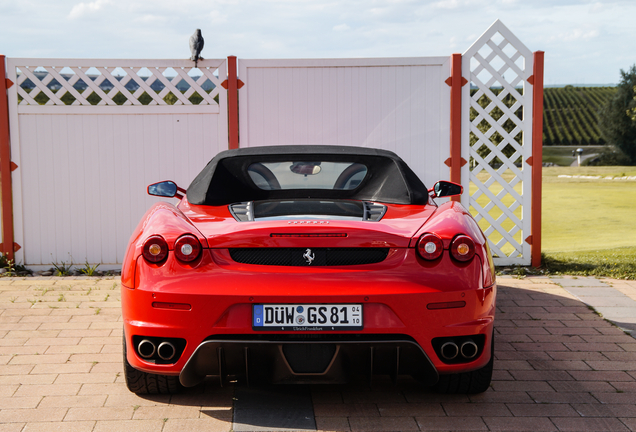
[142,235,168,263]
[417,233,444,260]
[174,234,202,263]
[450,235,475,262]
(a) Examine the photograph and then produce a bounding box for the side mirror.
[148,181,180,198]
[430,180,463,198]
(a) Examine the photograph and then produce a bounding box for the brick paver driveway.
[1,275,635,431]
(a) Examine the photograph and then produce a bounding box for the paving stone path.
[0,275,635,431]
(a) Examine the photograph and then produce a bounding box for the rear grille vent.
[229,248,390,266]
[229,202,253,222]
[363,202,387,221]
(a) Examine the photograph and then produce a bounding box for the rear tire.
[433,333,494,394]
[123,332,183,395]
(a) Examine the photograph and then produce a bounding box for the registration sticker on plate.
[252,304,363,331]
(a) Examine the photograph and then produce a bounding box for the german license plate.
[252,304,363,331]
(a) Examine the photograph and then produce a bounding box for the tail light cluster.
[417,233,443,260]
[416,233,476,262]
[142,235,168,263]
[450,235,475,262]
[142,234,202,264]
[174,234,201,262]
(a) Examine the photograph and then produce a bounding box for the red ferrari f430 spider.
[121,145,496,394]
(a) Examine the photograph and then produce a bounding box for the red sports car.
[121,145,496,394]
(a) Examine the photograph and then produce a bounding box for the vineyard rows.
[543,86,616,146]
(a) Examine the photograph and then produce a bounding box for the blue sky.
[1,0,634,85]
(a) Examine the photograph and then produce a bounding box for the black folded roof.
[186,145,429,206]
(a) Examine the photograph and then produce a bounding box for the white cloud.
[133,14,167,24]
[551,28,600,42]
[68,0,111,19]
[333,24,350,32]
[431,0,461,9]
[589,2,605,13]
[209,10,228,23]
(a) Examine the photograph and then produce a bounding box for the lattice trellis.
[462,20,534,266]
[12,59,225,108]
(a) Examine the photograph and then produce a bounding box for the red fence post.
[531,51,544,268]
[227,56,239,149]
[448,53,464,202]
[0,55,15,261]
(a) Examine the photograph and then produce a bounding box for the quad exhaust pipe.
[157,341,176,361]
[138,339,156,358]
[137,339,176,361]
[440,342,459,360]
[439,339,479,361]
[460,340,478,360]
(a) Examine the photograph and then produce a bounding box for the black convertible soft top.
[186,145,429,206]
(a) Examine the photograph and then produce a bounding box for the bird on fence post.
[190,29,204,68]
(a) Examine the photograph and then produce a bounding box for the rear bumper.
[122,248,496,383]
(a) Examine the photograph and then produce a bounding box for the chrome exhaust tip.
[460,340,479,359]
[440,341,459,360]
[157,341,176,361]
[138,339,156,359]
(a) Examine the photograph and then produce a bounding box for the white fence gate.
[238,58,451,188]
[5,59,228,267]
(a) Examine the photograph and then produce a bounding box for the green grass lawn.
[539,166,636,279]
[541,247,636,280]
[542,167,636,253]
[471,165,636,279]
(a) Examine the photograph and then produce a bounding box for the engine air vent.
[363,202,387,221]
[229,202,254,222]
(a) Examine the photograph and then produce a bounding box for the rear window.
[247,161,367,191]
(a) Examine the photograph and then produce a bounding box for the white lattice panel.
[462,20,534,266]
[11,59,224,113]
[5,58,229,266]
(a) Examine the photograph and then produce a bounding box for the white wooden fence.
[2,21,541,267]
[238,57,451,189]
[5,59,228,267]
